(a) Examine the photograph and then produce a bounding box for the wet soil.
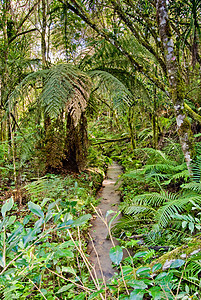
[88,162,122,281]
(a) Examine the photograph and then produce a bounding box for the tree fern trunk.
[64,111,88,172]
[156,0,195,170]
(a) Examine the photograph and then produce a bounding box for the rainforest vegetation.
[1,0,201,298]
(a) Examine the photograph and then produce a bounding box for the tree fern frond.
[41,64,91,122]
[191,156,201,182]
[8,69,48,106]
[88,70,132,108]
[9,64,91,125]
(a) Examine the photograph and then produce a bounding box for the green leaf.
[73,292,86,299]
[28,202,44,219]
[130,289,145,300]
[189,222,194,233]
[136,267,151,275]
[152,263,162,272]
[134,251,148,259]
[127,280,147,289]
[89,290,104,299]
[155,272,167,281]
[55,249,74,258]
[122,265,134,275]
[182,221,187,228]
[56,284,74,294]
[1,197,14,218]
[108,211,121,229]
[170,259,185,269]
[148,286,163,300]
[8,215,16,226]
[73,214,91,227]
[109,245,123,265]
[106,210,115,218]
[62,266,76,276]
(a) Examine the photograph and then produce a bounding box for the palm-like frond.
[120,191,201,228]
[88,70,132,109]
[191,156,201,182]
[182,182,201,193]
[120,191,177,214]
[162,169,190,185]
[41,64,91,124]
[9,64,91,126]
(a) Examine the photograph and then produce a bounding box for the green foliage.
[0,196,91,299]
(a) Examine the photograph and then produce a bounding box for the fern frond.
[9,64,91,125]
[134,147,170,164]
[155,195,201,227]
[191,156,201,182]
[89,70,132,108]
[120,191,178,215]
[41,64,91,123]
[162,169,190,185]
[121,203,156,215]
[182,182,201,193]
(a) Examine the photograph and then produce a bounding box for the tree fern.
[9,64,91,126]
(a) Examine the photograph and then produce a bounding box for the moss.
[149,236,201,267]
[184,103,201,124]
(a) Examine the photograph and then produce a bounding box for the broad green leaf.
[155,272,167,281]
[73,214,91,227]
[152,263,162,272]
[55,249,74,258]
[8,215,16,226]
[1,197,14,218]
[148,286,163,300]
[130,289,145,300]
[136,267,151,275]
[56,284,74,294]
[170,259,185,269]
[89,290,104,299]
[109,245,123,265]
[122,265,134,275]
[28,202,44,218]
[134,251,148,259]
[127,280,147,289]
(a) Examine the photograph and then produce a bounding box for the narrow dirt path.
[88,162,122,281]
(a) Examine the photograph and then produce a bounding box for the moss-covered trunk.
[156,0,195,170]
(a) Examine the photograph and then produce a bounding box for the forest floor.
[88,162,122,281]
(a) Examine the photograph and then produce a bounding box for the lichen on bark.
[156,0,195,171]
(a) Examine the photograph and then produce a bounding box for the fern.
[182,182,201,193]
[120,191,201,228]
[9,64,91,125]
[89,70,132,109]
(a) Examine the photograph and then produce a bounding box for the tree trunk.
[156,0,195,170]
[64,112,88,172]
